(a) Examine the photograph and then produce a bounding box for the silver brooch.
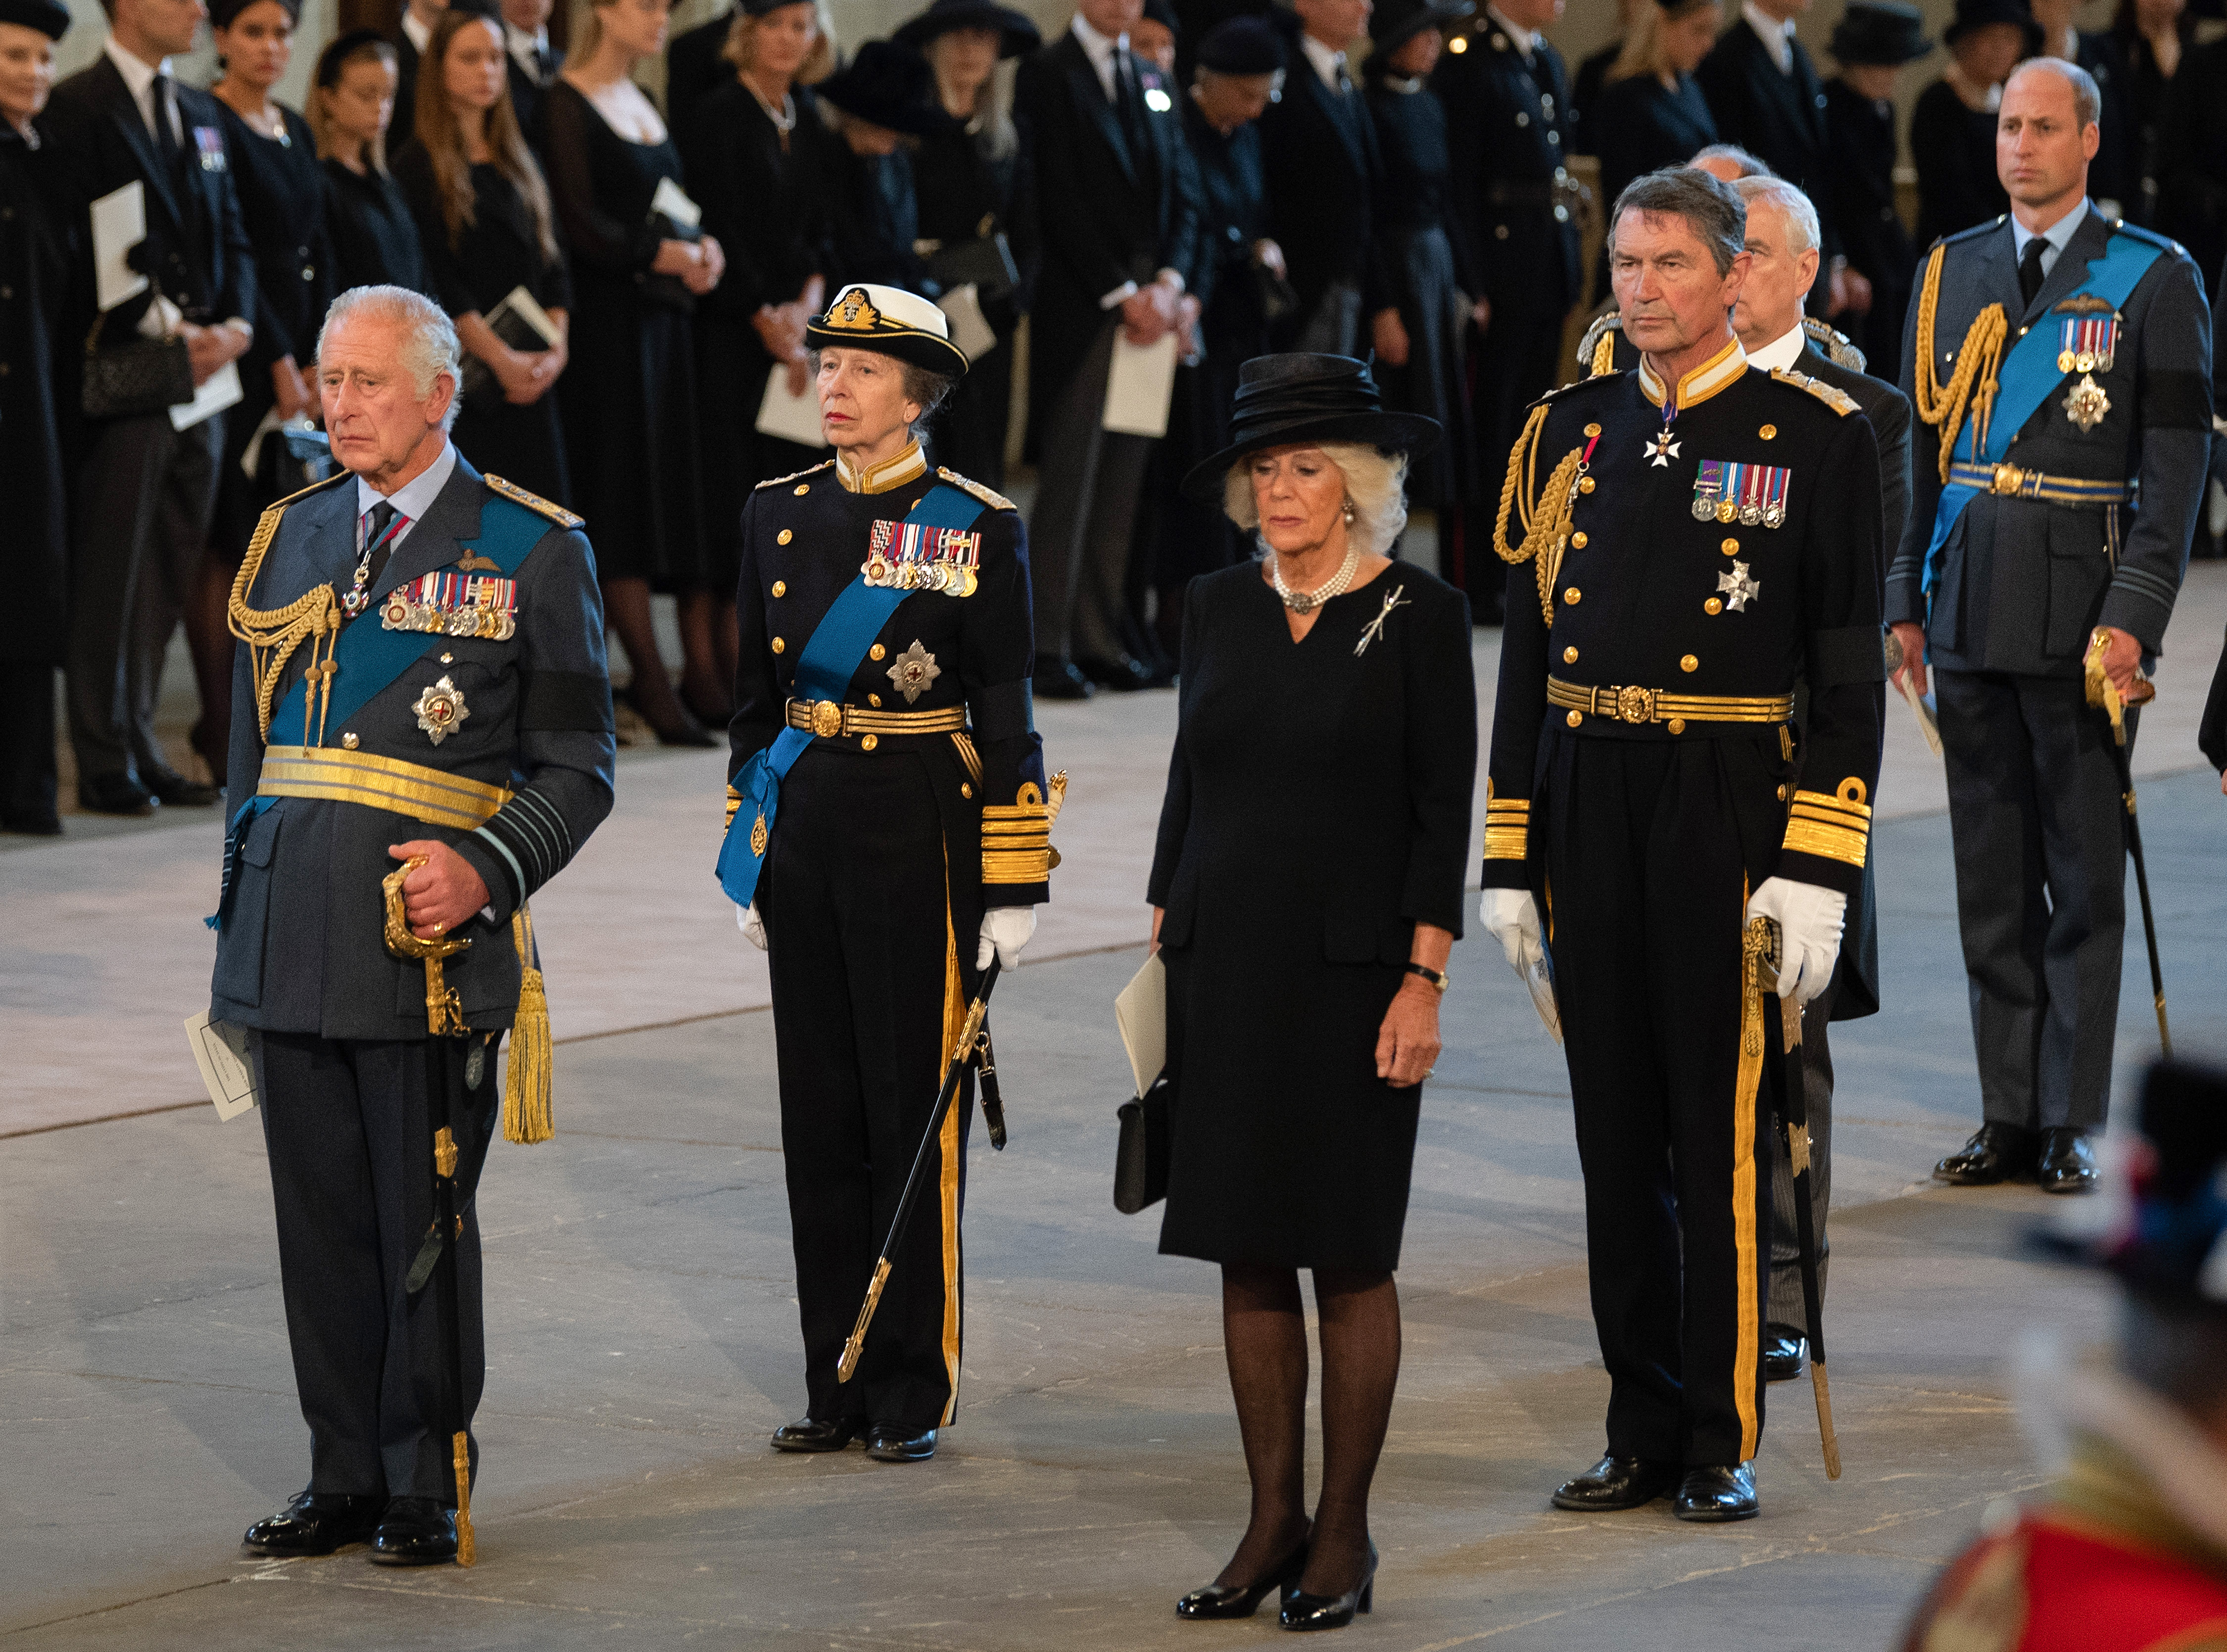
[412,675,469,745]
[887,640,940,704]
[1354,584,1409,657]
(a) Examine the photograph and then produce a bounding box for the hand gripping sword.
[2084,629,2170,1056]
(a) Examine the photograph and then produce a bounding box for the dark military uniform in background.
[1484,340,1884,1479]
[213,453,615,1536]
[728,439,1053,1437]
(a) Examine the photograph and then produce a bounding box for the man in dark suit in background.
[499,0,560,147]
[1257,0,1378,354]
[391,0,445,127]
[664,0,734,140]
[44,0,254,814]
[1432,0,1580,626]
[1018,0,1200,698]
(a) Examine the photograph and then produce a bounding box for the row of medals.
[380,590,518,641]
[1692,495,1785,528]
[861,555,977,597]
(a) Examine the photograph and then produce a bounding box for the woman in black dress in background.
[394,9,572,506]
[313,31,424,293]
[1592,0,1721,209]
[1152,355,1472,1630]
[677,0,835,673]
[546,0,727,739]
[898,0,1039,488]
[816,41,953,295]
[1912,0,2035,247]
[2111,0,2193,228]
[1362,0,1478,544]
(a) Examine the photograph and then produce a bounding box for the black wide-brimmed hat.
[1181,354,1439,504]
[0,0,71,39]
[1829,0,1932,63]
[1943,0,2041,52]
[1196,14,1283,74]
[1369,0,1475,58]
[212,0,298,28]
[805,282,971,377]
[892,0,1041,59]
[816,39,962,138]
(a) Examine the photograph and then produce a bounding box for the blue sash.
[1922,232,2163,599]
[716,482,982,908]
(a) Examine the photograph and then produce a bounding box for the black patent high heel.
[1280,1540,1377,1631]
[1175,1539,1310,1620]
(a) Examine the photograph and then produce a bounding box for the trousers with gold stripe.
[1537,723,1792,1469]
[762,741,975,1431]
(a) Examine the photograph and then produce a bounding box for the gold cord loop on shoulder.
[1910,244,2009,485]
[229,491,344,746]
[1492,402,1588,627]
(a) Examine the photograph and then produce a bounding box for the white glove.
[736,902,767,950]
[977,906,1036,971]
[1482,888,1561,1042]
[1744,877,1845,1005]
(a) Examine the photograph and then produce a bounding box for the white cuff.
[1099,280,1139,310]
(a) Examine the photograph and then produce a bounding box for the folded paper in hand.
[460,285,560,402]
[937,283,996,364]
[757,363,829,448]
[649,175,702,232]
[170,358,242,432]
[185,1011,259,1121]
[91,181,150,312]
[1103,331,1178,438]
[1114,952,1166,1098]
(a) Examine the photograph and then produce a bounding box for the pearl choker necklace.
[1270,543,1361,613]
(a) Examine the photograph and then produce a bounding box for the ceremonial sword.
[2084,629,2170,1056]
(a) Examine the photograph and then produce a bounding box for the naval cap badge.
[412,674,470,745]
[888,640,940,704]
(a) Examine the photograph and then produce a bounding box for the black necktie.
[536,45,555,83]
[151,73,181,165]
[2018,236,2048,308]
[1114,49,1149,157]
[364,502,399,592]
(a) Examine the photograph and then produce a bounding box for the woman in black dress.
[1823,2,1932,377]
[1592,0,1722,209]
[2111,0,2194,228]
[394,10,572,509]
[1153,354,1473,1630]
[545,0,728,740]
[898,0,1040,489]
[1363,0,1478,536]
[676,0,836,678]
[203,0,329,783]
[1913,0,2036,247]
[313,31,425,293]
[817,41,955,296]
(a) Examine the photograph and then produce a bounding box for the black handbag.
[1114,1076,1173,1214]
[927,232,1019,304]
[82,322,194,422]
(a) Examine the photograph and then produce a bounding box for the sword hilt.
[836,1257,892,1383]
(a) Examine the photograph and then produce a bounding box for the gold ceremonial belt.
[1547,677,1794,727]
[1948,462,2129,507]
[258,745,512,830]
[785,698,968,738]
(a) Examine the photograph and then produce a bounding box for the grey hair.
[1611,167,1747,276]
[1689,142,1775,180]
[318,285,463,430]
[1223,441,1410,557]
[2007,56,2103,131]
[1735,175,1821,258]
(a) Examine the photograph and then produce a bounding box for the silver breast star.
[1644,433,1681,468]
[1717,561,1761,612]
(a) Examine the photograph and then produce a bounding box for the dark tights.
[1217,1263,1400,1599]
[604,577,731,733]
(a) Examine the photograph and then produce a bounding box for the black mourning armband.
[968,679,1035,744]
[1809,626,1888,688]
[2140,371,2213,431]
[520,669,616,732]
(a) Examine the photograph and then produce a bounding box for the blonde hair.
[415,8,560,262]
[924,33,1018,159]
[1222,442,1411,557]
[1605,0,1716,84]
[721,0,838,84]
[310,35,397,169]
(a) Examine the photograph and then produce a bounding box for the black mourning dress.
[1594,70,1718,211]
[1150,562,1477,1271]
[211,102,332,551]
[1825,78,1911,375]
[393,144,574,504]
[543,80,707,589]
[322,155,426,294]
[1364,76,1477,517]
[1913,78,2008,248]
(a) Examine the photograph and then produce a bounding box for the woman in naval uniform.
[721,282,1055,1464]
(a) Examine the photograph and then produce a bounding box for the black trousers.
[0,661,58,828]
[762,744,973,1432]
[1028,321,1157,666]
[1766,976,1835,1329]
[256,1031,500,1500]
[1936,668,2130,1132]
[1541,731,1774,1468]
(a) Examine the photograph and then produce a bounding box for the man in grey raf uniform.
[212,285,615,1564]
[1888,59,2212,1196]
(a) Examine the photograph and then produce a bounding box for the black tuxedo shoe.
[1034,660,1095,700]
[78,773,155,816]
[1673,1462,1758,1522]
[1934,1123,2039,1185]
[242,1491,387,1555]
[1279,1540,1377,1631]
[2037,1127,2099,1194]
[865,1422,937,1462]
[771,1416,862,1453]
[144,767,219,807]
[1763,1324,1807,1382]
[369,1495,459,1564]
[1175,1538,1308,1620]
[1549,1454,1680,1511]
[1076,654,1152,692]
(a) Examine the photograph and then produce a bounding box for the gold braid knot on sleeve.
[229,485,345,747]
[1491,401,1588,627]
[1910,243,2009,485]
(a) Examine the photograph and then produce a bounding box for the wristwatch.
[1404,963,1450,994]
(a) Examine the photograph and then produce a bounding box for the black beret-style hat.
[1181,353,1439,504]
[891,0,1041,58]
[0,0,71,40]
[1943,0,2042,53]
[315,27,395,87]
[1196,15,1284,74]
[1368,0,1475,58]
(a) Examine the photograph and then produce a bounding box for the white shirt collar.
[505,21,550,66]
[1743,1,1794,74]
[1071,13,1127,98]
[1298,32,1347,91]
[401,9,433,55]
[1744,320,1809,373]
[1484,4,1536,57]
[104,36,173,140]
[355,440,459,544]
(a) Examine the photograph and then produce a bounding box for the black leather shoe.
[78,773,156,815]
[2037,1127,2099,1194]
[368,1495,459,1564]
[1549,1454,1680,1511]
[1934,1123,2039,1186]
[1175,1538,1309,1620]
[1033,660,1094,700]
[865,1422,937,1462]
[1077,654,1152,692]
[770,1416,862,1453]
[143,767,219,807]
[1673,1462,1758,1522]
[1763,1324,1807,1382]
[242,1491,387,1555]
[1280,1540,1377,1631]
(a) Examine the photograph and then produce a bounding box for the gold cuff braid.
[981,777,1064,884]
[1781,780,1872,868]
[1484,797,1529,861]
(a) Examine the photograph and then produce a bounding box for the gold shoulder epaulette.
[1577,311,1622,377]
[484,473,585,528]
[1800,317,1866,373]
[1769,368,1861,417]
[755,460,836,490]
[936,467,1017,512]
